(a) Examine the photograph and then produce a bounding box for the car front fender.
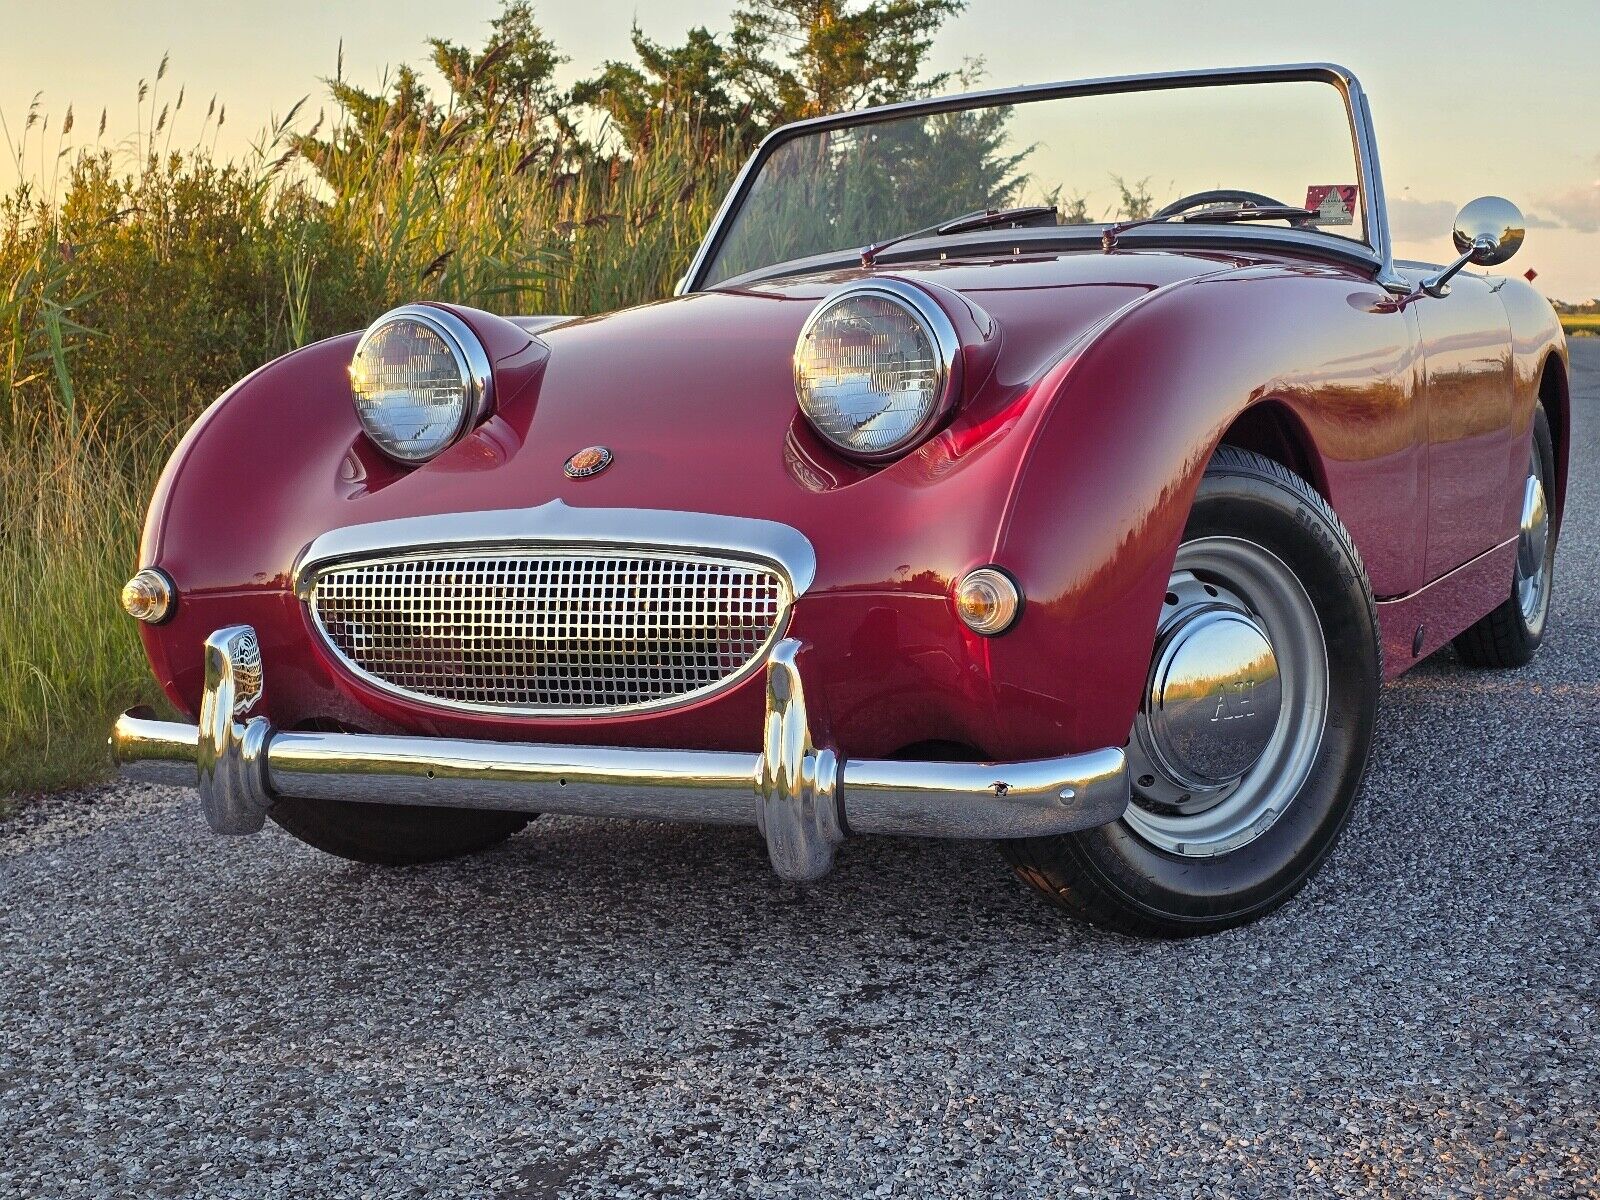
[986,265,1422,756]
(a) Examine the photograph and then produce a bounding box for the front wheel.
[1004,448,1381,936]
[270,797,531,866]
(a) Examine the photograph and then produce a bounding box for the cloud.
[1538,178,1600,234]
[1389,193,1577,238]
[1386,197,1457,242]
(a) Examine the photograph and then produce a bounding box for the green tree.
[293,64,438,180]
[296,2,574,188]
[729,0,965,125]
[427,1,572,142]
[573,26,755,151]
[575,0,965,152]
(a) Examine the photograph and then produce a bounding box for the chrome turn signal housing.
[121,568,175,624]
[954,566,1022,636]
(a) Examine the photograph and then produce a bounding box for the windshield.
[702,78,1369,287]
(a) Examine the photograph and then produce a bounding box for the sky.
[2,0,1596,300]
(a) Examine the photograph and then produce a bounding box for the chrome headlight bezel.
[349,304,494,465]
[793,278,962,462]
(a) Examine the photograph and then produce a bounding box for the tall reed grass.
[0,418,173,797]
[0,96,743,799]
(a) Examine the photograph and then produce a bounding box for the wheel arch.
[1538,348,1570,537]
[1215,399,1330,501]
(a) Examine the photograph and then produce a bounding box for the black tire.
[1003,447,1381,937]
[270,796,530,866]
[1453,404,1556,669]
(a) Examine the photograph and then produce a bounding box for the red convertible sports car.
[113,64,1566,935]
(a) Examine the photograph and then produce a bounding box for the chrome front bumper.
[112,625,1128,882]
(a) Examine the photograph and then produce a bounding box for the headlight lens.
[794,282,957,459]
[349,306,491,464]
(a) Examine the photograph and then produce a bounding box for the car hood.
[490,249,1234,508]
[152,249,1235,596]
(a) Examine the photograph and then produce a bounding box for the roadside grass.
[1560,313,1600,337]
[0,417,175,803]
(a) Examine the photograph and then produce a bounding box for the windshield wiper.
[860,205,1059,267]
[1101,203,1317,250]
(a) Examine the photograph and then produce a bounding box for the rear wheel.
[270,797,530,866]
[1454,404,1556,668]
[1004,448,1380,936]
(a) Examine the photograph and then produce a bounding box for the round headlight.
[349,305,493,464]
[794,280,959,460]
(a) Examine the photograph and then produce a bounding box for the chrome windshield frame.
[680,62,1407,296]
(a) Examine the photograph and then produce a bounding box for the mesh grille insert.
[308,550,786,714]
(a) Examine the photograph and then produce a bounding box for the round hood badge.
[564,445,613,479]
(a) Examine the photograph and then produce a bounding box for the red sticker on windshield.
[1305,185,1357,226]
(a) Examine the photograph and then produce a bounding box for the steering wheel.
[1152,189,1314,227]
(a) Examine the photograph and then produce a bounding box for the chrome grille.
[307,549,788,715]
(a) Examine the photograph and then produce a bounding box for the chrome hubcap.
[1516,466,1550,628]
[1124,538,1329,858]
[1143,600,1282,790]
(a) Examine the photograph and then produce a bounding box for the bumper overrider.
[112,626,1129,882]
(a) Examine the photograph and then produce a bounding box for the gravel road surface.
[2,343,1596,1199]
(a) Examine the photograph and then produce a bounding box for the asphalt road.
[3,345,1597,1200]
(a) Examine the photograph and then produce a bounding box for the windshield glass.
[702,79,1367,286]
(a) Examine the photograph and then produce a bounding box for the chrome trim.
[1350,88,1407,294]
[1137,584,1281,790]
[304,547,792,718]
[112,627,1129,883]
[351,304,495,464]
[113,710,199,786]
[841,750,1126,839]
[793,277,962,461]
[1515,450,1552,633]
[1421,196,1526,299]
[295,503,818,719]
[292,500,819,599]
[1124,541,1328,859]
[754,640,844,878]
[194,626,273,834]
[682,63,1405,296]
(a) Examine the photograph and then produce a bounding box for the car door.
[1401,267,1518,580]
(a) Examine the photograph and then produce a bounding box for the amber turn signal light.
[121,568,175,624]
[954,566,1022,636]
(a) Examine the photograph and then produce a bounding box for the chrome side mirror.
[1422,196,1525,297]
[1453,195,1525,265]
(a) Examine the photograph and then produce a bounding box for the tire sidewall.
[1068,459,1380,928]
